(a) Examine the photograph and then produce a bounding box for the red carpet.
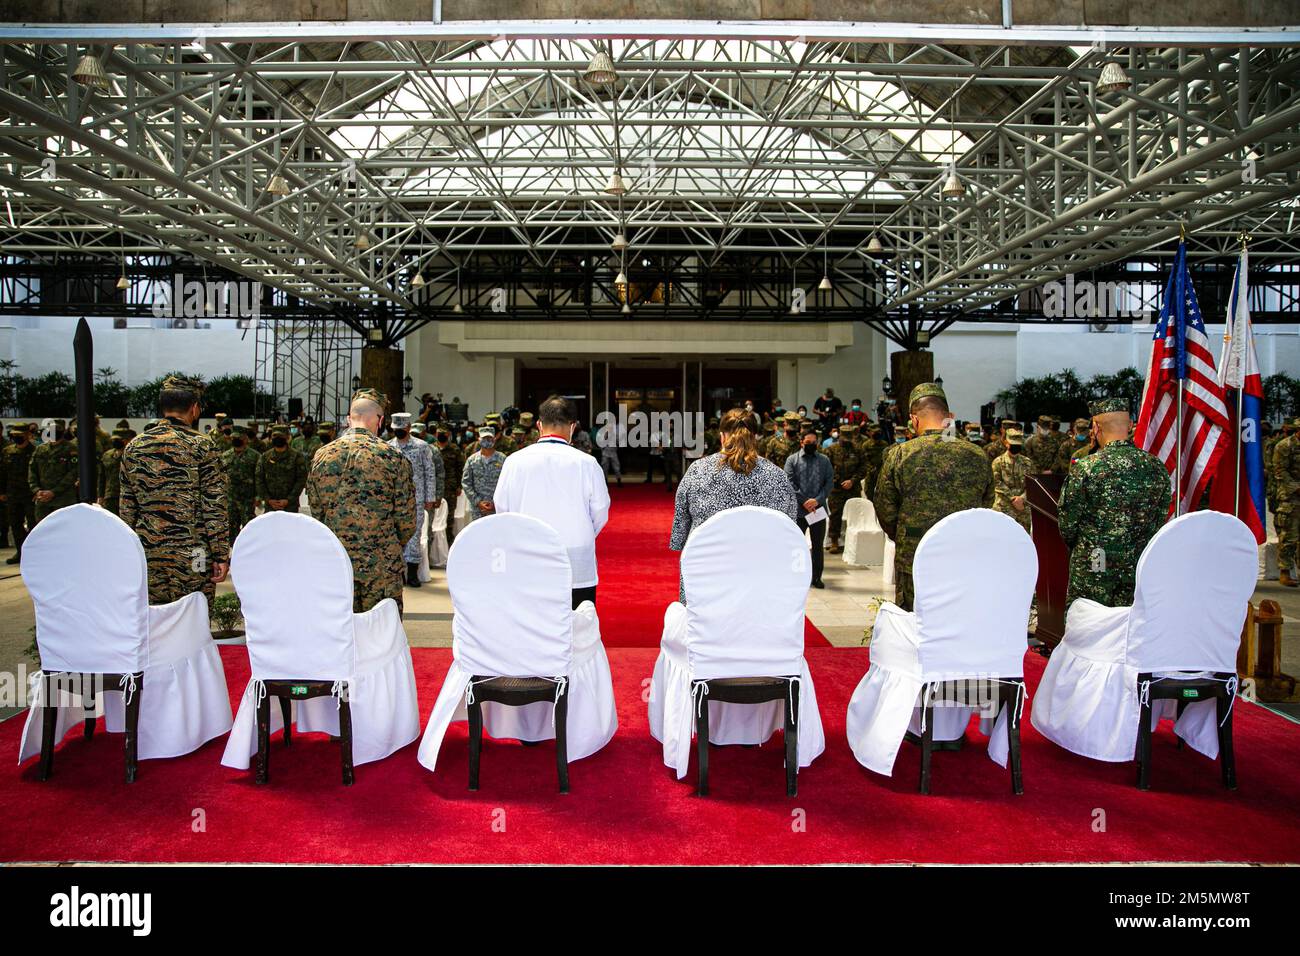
[596,482,831,647]
[4,645,1299,865]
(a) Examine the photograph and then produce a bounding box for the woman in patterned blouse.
[669,407,800,600]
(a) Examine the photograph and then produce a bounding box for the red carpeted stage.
[4,645,1300,865]
[4,482,1298,865]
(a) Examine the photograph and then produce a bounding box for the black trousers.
[797,513,825,585]
[572,585,597,610]
[645,455,669,483]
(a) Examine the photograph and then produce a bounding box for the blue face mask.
[480,437,494,449]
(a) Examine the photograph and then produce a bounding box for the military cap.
[111,427,132,439]
[115,418,130,430]
[319,420,337,432]
[52,418,67,430]
[1006,429,1025,446]
[1000,419,1017,428]
[6,422,29,435]
[908,382,947,407]
[1088,397,1130,416]
[477,426,495,438]
[351,387,387,409]
[1073,417,1090,430]
[764,420,777,432]
[410,421,427,433]
[782,411,802,423]
[1036,414,1053,427]
[799,422,817,434]
[270,424,290,436]
[1287,417,1300,429]
[519,412,535,425]
[214,412,228,421]
[161,374,205,394]
[839,424,858,436]
[484,412,501,423]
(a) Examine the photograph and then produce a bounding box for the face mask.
[272,436,287,448]
[395,428,409,438]
[233,438,246,449]
[111,438,126,449]
[1076,432,1088,441]
[480,438,494,449]
[802,443,816,455]
[830,432,838,440]
[966,433,979,441]
[220,427,232,435]
[895,437,906,444]
[437,432,449,443]
[290,427,299,436]
[852,405,861,411]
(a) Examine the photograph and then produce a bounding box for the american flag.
[1133,239,1230,514]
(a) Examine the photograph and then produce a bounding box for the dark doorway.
[519,365,590,427]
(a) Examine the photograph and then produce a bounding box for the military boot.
[1282,569,1299,588]
[406,562,422,588]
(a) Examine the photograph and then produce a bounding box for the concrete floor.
[2,501,1298,722]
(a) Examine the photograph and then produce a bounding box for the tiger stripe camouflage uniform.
[119,412,230,605]
[28,421,79,523]
[97,428,131,515]
[873,384,995,611]
[222,428,260,540]
[307,422,417,613]
[1057,399,1170,608]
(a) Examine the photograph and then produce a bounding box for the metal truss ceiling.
[0,35,1298,338]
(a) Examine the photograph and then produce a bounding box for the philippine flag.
[1209,247,1267,544]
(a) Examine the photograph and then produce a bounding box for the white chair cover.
[842,497,887,567]
[452,493,469,536]
[221,512,420,768]
[846,509,1036,776]
[416,508,433,583]
[1031,511,1256,762]
[417,512,616,771]
[428,498,450,569]
[18,504,231,763]
[647,506,825,779]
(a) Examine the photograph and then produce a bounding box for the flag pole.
[1232,232,1249,516]
[1175,224,1185,514]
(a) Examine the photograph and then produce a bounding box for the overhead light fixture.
[1096,60,1131,96]
[941,169,965,198]
[354,233,370,250]
[621,302,632,315]
[116,274,130,291]
[615,270,628,286]
[604,171,627,196]
[583,50,618,86]
[818,274,833,291]
[611,232,628,251]
[72,54,109,89]
[867,235,885,255]
[266,174,289,196]
[452,303,464,314]
[411,272,425,288]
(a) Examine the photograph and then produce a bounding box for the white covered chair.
[1030,511,1255,790]
[417,512,616,792]
[846,509,1036,794]
[221,512,420,784]
[428,497,450,570]
[842,497,887,567]
[648,506,825,795]
[18,503,232,781]
[452,492,469,536]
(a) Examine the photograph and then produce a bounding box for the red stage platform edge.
[4,645,1299,866]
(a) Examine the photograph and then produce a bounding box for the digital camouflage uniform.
[1264,428,1284,517]
[221,432,261,540]
[291,430,323,462]
[0,426,36,557]
[28,427,79,523]
[119,412,230,606]
[991,435,1032,533]
[210,415,233,454]
[1055,419,1095,475]
[1057,435,1170,608]
[1022,417,1065,474]
[873,385,995,612]
[255,427,308,512]
[1274,425,1300,581]
[307,424,417,613]
[462,445,506,521]
[825,426,868,547]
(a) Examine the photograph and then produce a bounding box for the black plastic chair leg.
[696,686,710,797]
[1005,686,1024,796]
[338,691,354,786]
[123,674,141,784]
[555,687,570,794]
[1218,690,1237,790]
[467,698,483,791]
[1136,694,1153,791]
[279,696,292,747]
[38,673,57,781]
[918,699,934,795]
[784,682,799,798]
[83,673,96,739]
[255,689,271,785]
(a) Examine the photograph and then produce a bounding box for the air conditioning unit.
[1089,321,1114,333]
[112,318,127,330]
[171,318,190,329]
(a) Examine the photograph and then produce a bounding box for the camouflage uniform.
[291,430,323,461]
[210,414,233,453]
[255,427,308,512]
[991,435,1032,533]
[856,430,886,501]
[462,446,506,521]
[1264,428,1284,517]
[0,425,36,558]
[28,426,79,523]
[1058,437,1170,608]
[119,411,230,606]
[874,389,995,611]
[1274,425,1300,581]
[308,424,417,613]
[984,419,1017,462]
[1023,416,1065,474]
[222,431,261,540]
[1055,418,1095,474]
[825,426,868,548]
[97,428,131,515]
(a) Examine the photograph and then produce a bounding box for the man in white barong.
[388,412,440,588]
[493,395,611,609]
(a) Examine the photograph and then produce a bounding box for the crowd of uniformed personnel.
[1,373,1296,624]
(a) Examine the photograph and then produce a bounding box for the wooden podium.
[1026,475,1069,651]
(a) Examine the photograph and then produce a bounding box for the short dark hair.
[538,395,577,428]
[910,395,950,417]
[159,388,200,414]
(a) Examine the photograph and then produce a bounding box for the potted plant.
[210,593,245,640]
